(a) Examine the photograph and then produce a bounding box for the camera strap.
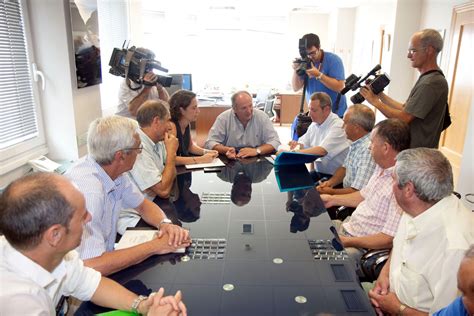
[418,68,451,130]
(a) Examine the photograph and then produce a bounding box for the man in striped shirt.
[321,119,410,275]
[66,116,190,276]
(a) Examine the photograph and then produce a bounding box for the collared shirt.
[66,156,144,259]
[390,194,474,313]
[116,79,159,119]
[204,108,281,151]
[129,128,167,199]
[298,112,350,175]
[0,237,101,315]
[342,134,376,189]
[343,165,402,237]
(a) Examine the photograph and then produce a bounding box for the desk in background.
[276,93,308,125]
[195,104,230,147]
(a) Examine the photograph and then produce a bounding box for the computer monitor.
[165,74,193,96]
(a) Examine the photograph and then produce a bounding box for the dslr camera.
[108,45,172,88]
[294,38,312,77]
[340,64,391,104]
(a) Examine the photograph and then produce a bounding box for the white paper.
[185,158,225,169]
[115,230,186,253]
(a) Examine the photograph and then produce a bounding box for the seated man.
[115,47,169,119]
[282,92,350,179]
[205,90,281,159]
[433,245,474,316]
[321,119,410,274]
[0,173,186,315]
[317,104,376,195]
[118,100,178,234]
[369,148,474,315]
[66,116,190,275]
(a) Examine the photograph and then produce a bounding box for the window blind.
[0,0,38,150]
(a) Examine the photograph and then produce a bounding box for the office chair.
[263,98,276,119]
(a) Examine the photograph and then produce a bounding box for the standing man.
[282,92,350,180]
[317,104,376,195]
[0,173,186,315]
[361,29,448,148]
[369,148,473,314]
[291,33,347,140]
[118,100,179,234]
[66,116,190,276]
[205,91,281,160]
[116,47,170,119]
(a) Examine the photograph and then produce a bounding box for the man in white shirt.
[0,172,186,315]
[369,148,474,315]
[118,100,179,234]
[283,92,350,179]
[205,90,281,159]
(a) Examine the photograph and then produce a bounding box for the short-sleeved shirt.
[204,108,281,151]
[0,237,101,315]
[342,133,376,190]
[343,165,402,237]
[129,128,167,200]
[305,51,347,117]
[404,70,448,148]
[116,79,159,119]
[433,296,469,316]
[390,194,474,313]
[66,156,144,259]
[298,112,350,175]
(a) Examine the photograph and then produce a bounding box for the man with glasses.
[118,100,179,234]
[291,33,347,140]
[360,29,448,148]
[66,116,190,276]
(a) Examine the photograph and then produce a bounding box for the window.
[0,0,46,175]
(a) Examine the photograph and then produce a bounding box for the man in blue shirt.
[291,33,347,140]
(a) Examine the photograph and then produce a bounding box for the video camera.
[340,64,391,104]
[294,38,312,77]
[108,44,172,89]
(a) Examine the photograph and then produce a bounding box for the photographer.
[292,33,347,133]
[116,47,170,119]
[360,29,448,148]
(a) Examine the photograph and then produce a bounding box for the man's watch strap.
[131,295,147,314]
[316,72,324,80]
[158,218,172,230]
[256,147,262,155]
[397,303,407,316]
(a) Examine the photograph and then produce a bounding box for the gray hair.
[231,90,253,108]
[347,104,375,132]
[87,116,138,165]
[136,100,170,128]
[395,148,453,203]
[310,92,332,109]
[418,29,444,54]
[0,173,75,250]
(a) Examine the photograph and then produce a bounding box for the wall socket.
[77,133,88,147]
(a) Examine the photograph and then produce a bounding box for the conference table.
[78,157,375,316]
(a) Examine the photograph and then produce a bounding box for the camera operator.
[292,34,347,124]
[116,47,170,119]
[360,29,448,148]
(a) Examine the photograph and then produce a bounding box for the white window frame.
[0,0,47,175]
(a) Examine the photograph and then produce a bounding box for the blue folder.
[274,152,321,192]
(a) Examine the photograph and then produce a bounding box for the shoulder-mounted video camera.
[341,64,391,104]
[294,38,312,77]
[108,43,172,90]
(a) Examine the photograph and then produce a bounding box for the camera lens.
[350,93,365,104]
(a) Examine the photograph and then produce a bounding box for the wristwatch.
[158,218,172,230]
[397,303,407,316]
[316,72,324,81]
[256,147,262,155]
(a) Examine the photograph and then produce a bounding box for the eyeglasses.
[407,47,426,54]
[307,49,318,56]
[123,144,144,153]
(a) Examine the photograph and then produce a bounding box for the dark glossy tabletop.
[79,157,375,316]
